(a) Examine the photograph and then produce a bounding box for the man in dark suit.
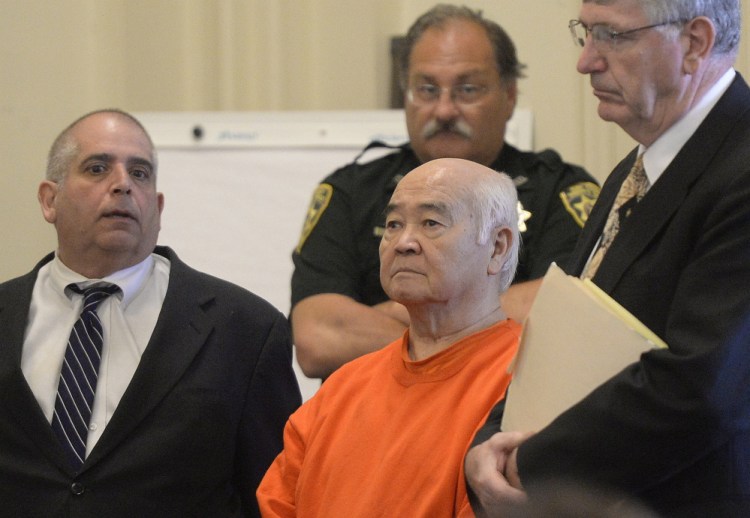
[465,1,750,516]
[0,109,301,517]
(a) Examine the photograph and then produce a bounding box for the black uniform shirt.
[291,142,599,308]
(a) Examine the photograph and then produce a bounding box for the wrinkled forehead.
[389,166,469,213]
[579,0,646,22]
[408,20,500,77]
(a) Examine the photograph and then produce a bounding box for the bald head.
[380,158,519,304]
[46,109,156,185]
[396,158,519,272]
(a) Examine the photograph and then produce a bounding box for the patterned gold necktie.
[583,154,649,279]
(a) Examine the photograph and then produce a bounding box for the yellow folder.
[501,263,667,432]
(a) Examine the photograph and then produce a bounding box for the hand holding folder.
[501,264,667,432]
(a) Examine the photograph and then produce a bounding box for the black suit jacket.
[0,246,301,518]
[514,74,750,516]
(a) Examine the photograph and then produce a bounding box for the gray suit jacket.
[0,246,301,518]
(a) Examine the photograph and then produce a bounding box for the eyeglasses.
[568,19,685,50]
[407,83,489,106]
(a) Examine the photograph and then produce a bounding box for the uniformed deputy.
[290,4,599,379]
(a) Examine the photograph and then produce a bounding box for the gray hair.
[398,4,526,91]
[46,108,157,184]
[647,0,739,55]
[468,171,520,293]
[586,0,740,55]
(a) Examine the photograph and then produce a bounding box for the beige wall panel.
[0,0,99,280]
[1,0,749,280]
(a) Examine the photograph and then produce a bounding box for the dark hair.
[398,4,526,90]
[46,108,156,184]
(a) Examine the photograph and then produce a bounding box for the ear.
[38,180,59,224]
[487,226,513,276]
[156,192,165,230]
[157,192,165,215]
[503,80,518,116]
[682,16,715,74]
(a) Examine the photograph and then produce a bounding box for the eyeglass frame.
[568,18,686,50]
[406,83,491,106]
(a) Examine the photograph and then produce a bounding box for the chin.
[386,285,421,302]
[596,110,621,127]
[97,235,142,255]
[597,101,633,124]
[426,143,472,161]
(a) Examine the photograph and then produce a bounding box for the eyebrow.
[80,153,154,170]
[384,201,452,217]
[80,153,114,166]
[412,70,489,83]
[128,156,154,170]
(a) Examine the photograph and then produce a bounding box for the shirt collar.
[50,253,156,308]
[642,68,735,185]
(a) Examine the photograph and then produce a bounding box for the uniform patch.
[295,183,334,253]
[560,181,600,227]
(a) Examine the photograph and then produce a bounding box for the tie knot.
[624,154,649,202]
[632,153,647,177]
[68,284,120,310]
[633,153,644,170]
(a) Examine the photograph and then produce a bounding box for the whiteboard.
[136,110,533,400]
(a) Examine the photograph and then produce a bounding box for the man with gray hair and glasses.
[290,3,598,380]
[466,1,750,516]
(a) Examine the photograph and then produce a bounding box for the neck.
[630,61,732,147]
[57,249,145,279]
[406,303,505,361]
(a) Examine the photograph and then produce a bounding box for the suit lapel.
[590,75,750,292]
[567,150,635,276]
[85,247,215,467]
[0,255,73,473]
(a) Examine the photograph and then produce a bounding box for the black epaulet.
[535,148,565,170]
[352,140,410,165]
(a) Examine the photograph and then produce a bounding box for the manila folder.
[501,263,666,432]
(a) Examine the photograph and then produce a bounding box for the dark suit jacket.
[0,246,301,518]
[514,74,750,516]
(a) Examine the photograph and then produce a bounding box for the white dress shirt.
[21,253,170,456]
[640,68,735,186]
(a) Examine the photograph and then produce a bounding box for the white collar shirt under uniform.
[21,253,170,457]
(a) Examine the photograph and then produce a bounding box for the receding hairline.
[46,109,157,182]
[398,4,526,91]
[388,161,488,213]
[65,109,154,151]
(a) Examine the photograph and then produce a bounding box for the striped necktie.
[51,283,119,469]
[583,154,649,279]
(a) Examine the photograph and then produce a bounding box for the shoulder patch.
[295,184,334,253]
[559,181,600,227]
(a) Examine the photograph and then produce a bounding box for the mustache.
[421,118,473,139]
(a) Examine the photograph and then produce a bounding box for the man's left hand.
[465,431,532,516]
